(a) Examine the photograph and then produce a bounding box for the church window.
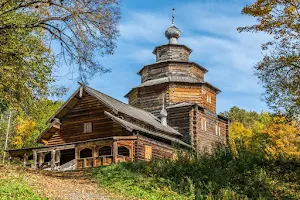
[201,118,207,131]
[84,122,92,133]
[207,95,212,103]
[144,145,152,161]
[215,124,221,136]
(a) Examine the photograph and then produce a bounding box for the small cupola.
[160,96,168,126]
[165,8,181,44]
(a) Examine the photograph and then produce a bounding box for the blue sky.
[56,0,270,114]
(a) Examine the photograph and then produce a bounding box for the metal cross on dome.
[172,8,175,25]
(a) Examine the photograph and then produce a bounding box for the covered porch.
[7,136,136,171]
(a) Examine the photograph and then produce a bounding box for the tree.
[238,0,300,117]
[262,116,300,159]
[228,122,253,156]
[0,99,63,157]
[0,9,61,112]
[13,116,36,148]
[0,0,120,82]
[220,106,261,129]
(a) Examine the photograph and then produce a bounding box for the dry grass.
[0,164,124,200]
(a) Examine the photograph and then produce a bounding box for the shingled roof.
[125,75,221,97]
[84,85,182,136]
[44,84,182,141]
[104,111,191,148]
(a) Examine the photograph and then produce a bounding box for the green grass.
[89,164,189,200]
[89,148,300,200]
[0,166,46,200]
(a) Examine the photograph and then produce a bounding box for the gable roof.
[45,84,182,138]
[104,111,191,148]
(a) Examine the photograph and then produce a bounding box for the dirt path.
[19,167,124,200]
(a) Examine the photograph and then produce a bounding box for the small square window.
[83,122,92,133]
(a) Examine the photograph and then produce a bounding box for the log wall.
[140,62,205,83]
[169,83,217,113]
[47,94,129,146]
[167,106,191,143]
[155,45,190,62]
[128,84,169,117]
[190,107,228,153]
[135,136,174,161]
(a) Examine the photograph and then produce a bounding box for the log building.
[7,15,229,171]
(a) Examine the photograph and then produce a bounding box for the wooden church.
[7,15,229,171]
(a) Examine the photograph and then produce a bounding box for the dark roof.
[166,102,229,122]
[45,84,182,139]
[84,85,182,136]
[105,111,191,148]
[217,114,230,122]
[137,61,208,75]
[166,102,195,109]
[136,75,203,87]
[125,75,221,97]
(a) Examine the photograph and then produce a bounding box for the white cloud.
[119,12,170,43]
[58,1,270,113]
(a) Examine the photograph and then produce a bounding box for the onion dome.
[165,25,181,40]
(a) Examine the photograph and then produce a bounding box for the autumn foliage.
[13,117,36,148]
[223,107,300,161]
[262,116,300,159]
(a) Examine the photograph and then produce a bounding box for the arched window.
[80,148,92,158]
[118,146,130,157]
[99,146,112,156]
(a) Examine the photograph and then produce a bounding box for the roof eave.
[152,44,193,55]
[137,61,208,75]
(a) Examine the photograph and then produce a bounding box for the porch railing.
[76,155,131,169]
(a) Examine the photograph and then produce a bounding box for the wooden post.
[51,150,56,170]
[130,144,134,162]
[32,151,37,169]
[92,146,97,167]
[38,153,44,168]
[55,150,61,167]
[113,141,118,164]
[83,159,87,168]
[74,147,78,169]
[23,153,28,168]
